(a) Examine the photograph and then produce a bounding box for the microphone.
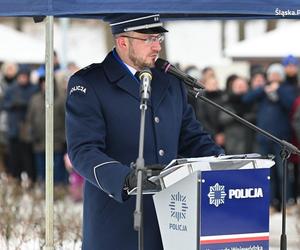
[138,68,152,100]
[155,58,205,89]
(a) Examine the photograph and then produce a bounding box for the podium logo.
[229,188,263,199]
[207,183,227,207]
[208,183,265,207]
[169,192,188,222]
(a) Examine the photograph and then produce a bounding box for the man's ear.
[116,36,128,49]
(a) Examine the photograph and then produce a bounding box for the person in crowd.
[35,51,63,95]
[243,63,297,212]
[290,95,300,204]
[248,70,267,152]
[201,66,216,84]
[220,76,254,154]
[225,73,238,91]
[282,55,300,204]
[67,62,80,75]
[250,70,267,89]
[25,74,67,184]
[2,66,38,184]
[185,65,202,81]
[64,153,83,202]
[37,50,61,76]
[282,54,299,87]
[0,62,19,173]
[55,69,70,97]
[188,75,225,147]
[48,62,80,97]
[65,14,224,250]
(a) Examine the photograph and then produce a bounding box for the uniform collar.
[103,50,140,101]
[112,49,138,81]
[124,62,137,76]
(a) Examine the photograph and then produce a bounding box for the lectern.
[153,156,274,250]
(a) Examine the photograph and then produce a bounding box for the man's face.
[285,64,298,77]
[126,32,162,70]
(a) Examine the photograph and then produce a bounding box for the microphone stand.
[187,86,300,250]
[134,73,152,250]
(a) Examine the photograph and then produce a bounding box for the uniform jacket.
[66,50,224,250]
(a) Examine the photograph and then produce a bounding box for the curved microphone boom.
[155,58,205,89]
[139,68,152,100]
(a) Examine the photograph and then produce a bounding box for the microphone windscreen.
[155,58,169,71]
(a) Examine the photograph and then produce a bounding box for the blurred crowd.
[0,53,300,210]
[186,55,300,213]
[0,52,83,202]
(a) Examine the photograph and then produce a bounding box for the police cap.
[104,13,168,34]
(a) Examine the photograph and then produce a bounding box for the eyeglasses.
[121,34,165,44]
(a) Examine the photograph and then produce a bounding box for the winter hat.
[281,54,299,66]
[266,63,285,80]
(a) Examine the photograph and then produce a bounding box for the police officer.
[66,14,224,250]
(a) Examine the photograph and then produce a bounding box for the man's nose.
[152,41,161,52]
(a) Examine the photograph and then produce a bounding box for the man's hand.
[145,164,165,177]
[124,164,164,191]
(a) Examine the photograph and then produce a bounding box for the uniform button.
[108,194,114,198]
[154,116,160,123]
[159,149,165,156]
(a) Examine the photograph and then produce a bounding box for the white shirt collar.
[124,62,137,76]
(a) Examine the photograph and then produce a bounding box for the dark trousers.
[8,138,36,182]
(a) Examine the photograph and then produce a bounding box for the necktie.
[134,71,140,81]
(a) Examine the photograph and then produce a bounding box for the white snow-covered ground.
[269,207,300,250]
[1,200,299,249]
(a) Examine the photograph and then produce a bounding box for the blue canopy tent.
[0,1,299,249]
[0,0,300,18]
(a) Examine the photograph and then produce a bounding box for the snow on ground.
[1,177,299,250]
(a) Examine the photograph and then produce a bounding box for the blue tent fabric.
[0,0,300,18]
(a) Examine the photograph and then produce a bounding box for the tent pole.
[44,15,54,250]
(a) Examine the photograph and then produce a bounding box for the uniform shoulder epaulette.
[74,63,101,76]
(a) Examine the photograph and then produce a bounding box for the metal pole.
[44,15,54,250]
[280,148,291,250]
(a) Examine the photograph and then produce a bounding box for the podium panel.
[153,172,199,250]
[200,168,270,250]
[153,165,271,250]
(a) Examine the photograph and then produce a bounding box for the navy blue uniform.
[66,51,224,250]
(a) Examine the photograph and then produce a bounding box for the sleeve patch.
[69,85,87,95]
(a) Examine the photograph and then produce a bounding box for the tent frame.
[45,16,54,250]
